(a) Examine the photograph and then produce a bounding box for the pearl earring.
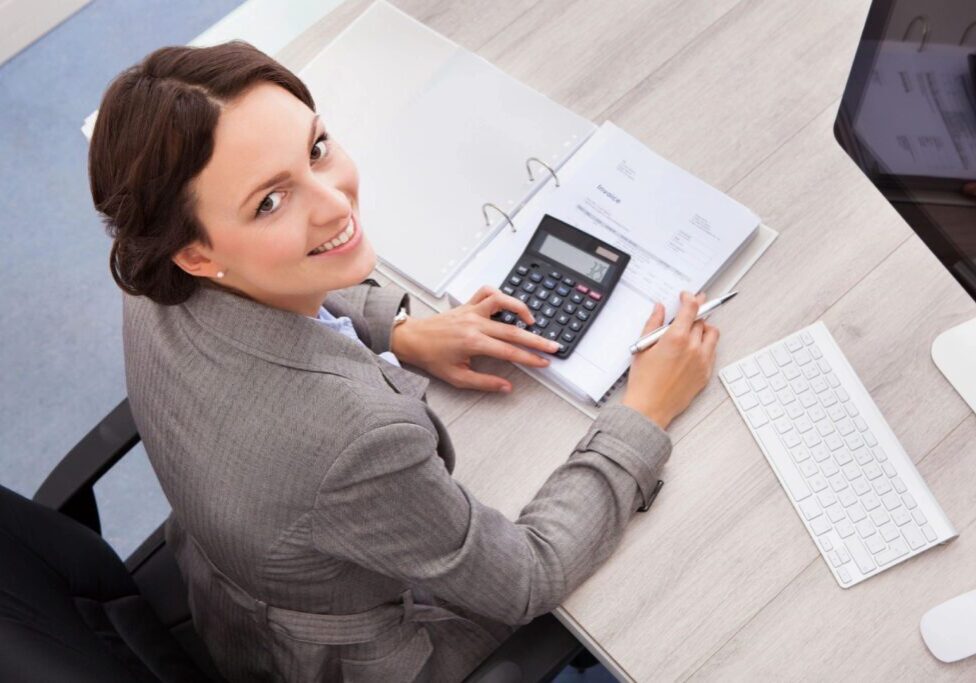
[216,271,225,279]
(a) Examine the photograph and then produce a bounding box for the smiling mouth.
[308,217,356,255]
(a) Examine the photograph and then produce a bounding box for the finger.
[689,319,705,344]
[702,323,720,357]
[453,367,513,393]
[671,290,701,335]
[641,302,666,334]
[477,291,535,325]
[473,334,552,368]
[465,284,496,306]
[485,319,562,354]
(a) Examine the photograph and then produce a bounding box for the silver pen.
[628,291,738,354]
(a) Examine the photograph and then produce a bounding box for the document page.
[450,121,760,403]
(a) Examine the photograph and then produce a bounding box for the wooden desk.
[282,2,976,679]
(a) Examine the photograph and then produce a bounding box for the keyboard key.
[903,525,925,550]
[846,538,876,573]
[824,434,843,451]
[881,492,901,511]
[758,389,776,406]
[922,525,937,542]
[838,567,852,584]
[800,498,822,519]
[786,338,803,352]
[912,509,927,526]
[809,475,828,492]
[879,524,900,542]
[741,359,760,377]
[836,519,855,538]
[864,431,878,447]
[829,550,842,567]
[865,534,885,554]
[818,491,837,507]
[784,364,801,380]
[875,539,908,566]
[755,424,811,501]
[848,505,867,523]
[873,478,892,496]
[810,516,832,535]
[729,379,750,396]
[803,431,822,448]
[529,272,543,282]
[757,353,778,377]
[768,404,786,421]
[770,375,787,391]
[902,493,917,509]
[543,278,557,289]
[892,477,907,494]
[803,365,820,380]
[773,347,791,366]
[834,449,853,466]
[869,509,888,526]
[862,463,882,480]
[793,349,812,365]
[826,504,846,523]
[838,489,857,507]
[793,448,811,463]
[881,462,896,478]
[891,508,912,526]
[828,474,848,493]
[783,432,802,448]
[861,492,880,511]
[739,393,759,410]
[799,460,819,477]
[801,332,814,345]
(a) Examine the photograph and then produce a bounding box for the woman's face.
[178,82,375,316]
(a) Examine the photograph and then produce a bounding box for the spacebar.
[754,424,811,502]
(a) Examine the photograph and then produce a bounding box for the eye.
[310,133,329,162]
[256,191,283,216]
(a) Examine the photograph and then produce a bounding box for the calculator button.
[528,327,542,335]
[557,313,570,325]
[545,330,560,341]
[588,290,603,301]
[556,285,570,297]
[576,310,590,321]
[516,265,529,275]
[502,285,515,295]
[575,284,589,294]
[529,272,544,283]
[569,320,582,332]
[582,299,596,310]
[514,320,527,329]
[563,303,577,314]
[543,305,557,318]
[549,271,562,280]
[570,292,584,304]
[536,289,550,301]
[543,278,557,289]
[562,277,576,286]
[529,298,543,311]
[521,281,536,293]
[501,312,516,324]
[535,317,549,328]
[549,296,563,307]
[517,292,530,303]
[561,332,576,343]
[508,275,522,286]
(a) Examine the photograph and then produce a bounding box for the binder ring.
[482,202,517,233]
[960,20,976,46]
[902,15,928,52]
[525,156,560,187]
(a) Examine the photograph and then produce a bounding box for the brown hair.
[88,41,315,305]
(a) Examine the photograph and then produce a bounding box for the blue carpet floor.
[0,0,243,556]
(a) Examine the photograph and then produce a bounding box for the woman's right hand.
[621,291,719,430]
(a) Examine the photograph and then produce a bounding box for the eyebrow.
[240,114,321,211]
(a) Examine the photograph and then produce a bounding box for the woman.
[89,42,718,682]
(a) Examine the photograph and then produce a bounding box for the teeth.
[310,219,354,255]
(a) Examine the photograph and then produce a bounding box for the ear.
[172,242,221,278]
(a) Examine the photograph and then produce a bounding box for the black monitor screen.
[834,0,976,302]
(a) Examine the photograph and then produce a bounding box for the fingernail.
[549,341,560,350]
[501,384,512,393]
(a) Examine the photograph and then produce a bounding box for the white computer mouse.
[920,589,976,663]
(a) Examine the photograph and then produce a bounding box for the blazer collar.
[183,285,429,400]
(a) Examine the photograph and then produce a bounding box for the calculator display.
[538,234,611,283]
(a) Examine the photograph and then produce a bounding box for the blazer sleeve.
[335,279,409,354]
[310,403,671,625]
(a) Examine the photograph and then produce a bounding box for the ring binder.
[526,156,561,187]
[960,20,976,46]
[482,202,517,233]
[902,15,928,52]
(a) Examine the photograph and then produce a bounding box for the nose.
[307,180,352,229]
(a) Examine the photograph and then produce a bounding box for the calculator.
[492,214,630,359]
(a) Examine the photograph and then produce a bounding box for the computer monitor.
[834,0,976,413]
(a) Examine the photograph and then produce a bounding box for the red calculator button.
[588,291,603,301]
[575,284,589,294]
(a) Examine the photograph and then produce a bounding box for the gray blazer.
[123,280,671,682]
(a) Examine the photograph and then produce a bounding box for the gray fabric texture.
[122,280,672,682]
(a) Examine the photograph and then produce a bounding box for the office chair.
[0,399,583,682]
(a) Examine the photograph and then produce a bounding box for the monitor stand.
[932,317,976,414]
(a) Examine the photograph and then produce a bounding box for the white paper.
[299,0,595,296]
[450,122,761,403]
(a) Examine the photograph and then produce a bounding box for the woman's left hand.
[390,285,562,392]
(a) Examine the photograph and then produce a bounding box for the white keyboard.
[720,322,957,588]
